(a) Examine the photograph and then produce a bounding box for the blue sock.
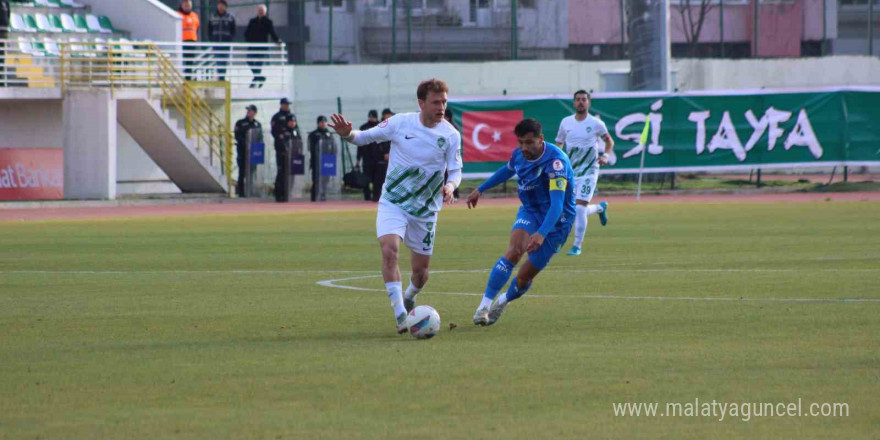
[483,257,514,301]
[499,278,532,305]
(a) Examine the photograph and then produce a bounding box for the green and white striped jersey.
[556,114,608,177]
[351,113,462,217]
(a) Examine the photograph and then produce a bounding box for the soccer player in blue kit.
[465,118,576,326]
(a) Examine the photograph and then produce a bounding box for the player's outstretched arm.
[466,189,481,209]
[468,164,515,209]
[329,114,353,138]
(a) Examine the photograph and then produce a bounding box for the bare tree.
[674,0,716,57]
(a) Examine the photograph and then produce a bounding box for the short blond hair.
[417,78,449,101]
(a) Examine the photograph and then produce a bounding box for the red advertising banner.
[0,149,64,200]
[461,110,523,162]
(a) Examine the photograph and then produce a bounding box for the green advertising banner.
[449,87,880,176]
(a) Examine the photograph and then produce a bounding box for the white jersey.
[352,112,462,218]
[555,114,608,177]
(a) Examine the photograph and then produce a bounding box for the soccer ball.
[405,305,441,339]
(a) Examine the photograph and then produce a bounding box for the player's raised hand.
[526,232,545,253]
[442,183,456,205]
[329,114,353,137]
[466,189,481,209]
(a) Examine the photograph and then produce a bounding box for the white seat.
[35,13,63,33]
[85,14,111,34]
[11,13,38,33]
[34,0,59,8]
[18,37,46,56]
[43,37,61,57]
[60,0,85,7]
[60,13,87,33]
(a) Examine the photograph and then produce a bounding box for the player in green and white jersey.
[555,90,615,256]
[329,79,463,334]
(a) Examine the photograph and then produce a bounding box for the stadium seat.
[60,13,88,33]
[98,16,116,34]
[73,14,94,33]
[11,13,38,32]
[48,14,70,32]
[35,13,63,33]
[23,14,44,33]
[18,37,46,56]
[42,37,61,56]
[33,0,59,7]
[60,0,85,7]
[86,14,112,34]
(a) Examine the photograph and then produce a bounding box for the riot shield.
[245,127,265,198]
[316,133,339,202]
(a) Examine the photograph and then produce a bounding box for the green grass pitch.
[1,201,878,439]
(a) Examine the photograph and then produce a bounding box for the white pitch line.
[0,270,376,275]
[316,270,880,304]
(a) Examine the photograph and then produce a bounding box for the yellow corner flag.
[639,115,651,145]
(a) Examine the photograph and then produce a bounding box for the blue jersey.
[507,142,576,227]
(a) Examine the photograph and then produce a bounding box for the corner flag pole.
[636,115,651,201]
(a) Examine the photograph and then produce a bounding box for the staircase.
[117,97,227,193]
[58,40,234,195]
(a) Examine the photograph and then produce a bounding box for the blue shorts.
[511,206,573,270]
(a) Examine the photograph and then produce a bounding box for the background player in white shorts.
[555,89,615,256]
[329,79,463,334]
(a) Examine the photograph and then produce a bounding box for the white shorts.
[575,173,599,203]
[376,201,438,256]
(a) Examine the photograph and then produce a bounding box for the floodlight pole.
[753,0,759,57]
[406,0,412,57]
[720,0,725,57]
[870,0,875,56]
[391,0,397,62]
[511,0,519,60]
[328,0,334,63]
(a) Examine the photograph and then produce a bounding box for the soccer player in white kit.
[328,79,463,334]
[556,90,615,256]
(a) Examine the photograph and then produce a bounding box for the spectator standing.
[178,0,200,81]
[308,116,337,202]
[356,109,380,201]
[234,104,262,197]
[244,5,281,88]
[208,0,235,82]
[271,98,299,202]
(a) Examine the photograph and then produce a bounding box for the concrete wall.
[671,55,880,91]
[83,0,181,42]
[0,100,178,196]
[0,101,63,149]
[63,90,117,200]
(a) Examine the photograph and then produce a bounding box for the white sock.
[478,297,493,310]
[574,204,588,247]
[386,282,406,318]
[586,204,603,215]
[404,279,422,300]
[497,292,510,306]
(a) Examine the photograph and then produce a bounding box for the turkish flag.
[461,110,523,162]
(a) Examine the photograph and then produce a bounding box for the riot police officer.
[308,115,337,202]
[271,98,299,202]
[233,104,261,197]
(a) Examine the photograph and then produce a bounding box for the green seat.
[98,16,116,33]
[73,14,93,33]
[49,14,69,32]
[24,14,45,33]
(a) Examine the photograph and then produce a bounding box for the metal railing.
[1,39,287,89]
